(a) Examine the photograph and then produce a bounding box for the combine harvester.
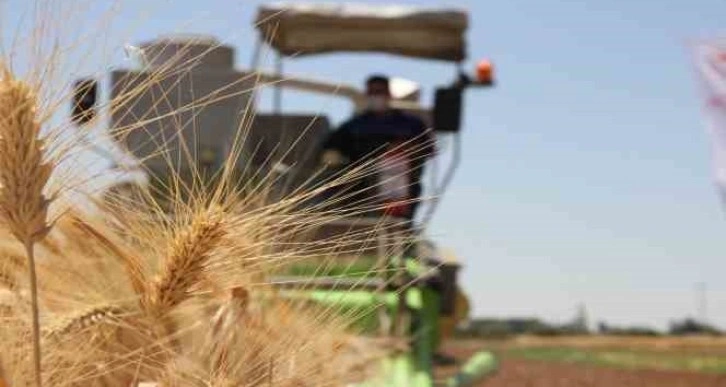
[72,3,497,386]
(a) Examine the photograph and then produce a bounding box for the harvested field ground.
[438,337,726,386]
[481,358,726,387]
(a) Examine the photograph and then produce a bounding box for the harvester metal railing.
[269,215,413,336]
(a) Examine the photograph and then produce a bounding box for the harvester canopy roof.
[255,2,469,62]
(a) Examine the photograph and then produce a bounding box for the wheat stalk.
[0,66,55,387]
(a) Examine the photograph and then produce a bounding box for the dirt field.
[439,337,726,387]
[479,358,726,387]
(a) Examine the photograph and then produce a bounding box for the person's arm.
[320,122,351,166]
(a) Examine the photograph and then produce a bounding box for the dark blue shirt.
[323,109,435,164]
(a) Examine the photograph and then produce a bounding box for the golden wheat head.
[0,69,53,245]
[149,207,226,314]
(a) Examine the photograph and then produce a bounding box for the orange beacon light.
[476,59,494,85]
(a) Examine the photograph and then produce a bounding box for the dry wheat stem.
[0,68,55,387]
[24,241,42,387]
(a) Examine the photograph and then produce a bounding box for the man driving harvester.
[320,76,464,365]
[320,74,436,221]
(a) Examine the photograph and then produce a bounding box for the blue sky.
[6,0,726,329]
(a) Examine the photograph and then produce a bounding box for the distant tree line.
[596,322,660,336]
[456,317,722,338]
[455,317,589,338]
[668,318,721,336]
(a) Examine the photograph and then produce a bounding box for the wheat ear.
[149,208,225,314]
[45,304,124,339]
[0,67,54,387]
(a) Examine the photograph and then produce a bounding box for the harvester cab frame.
[251,2,494,225]
[71,2,497,385]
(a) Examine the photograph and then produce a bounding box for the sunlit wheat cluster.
[0,3,402,386]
